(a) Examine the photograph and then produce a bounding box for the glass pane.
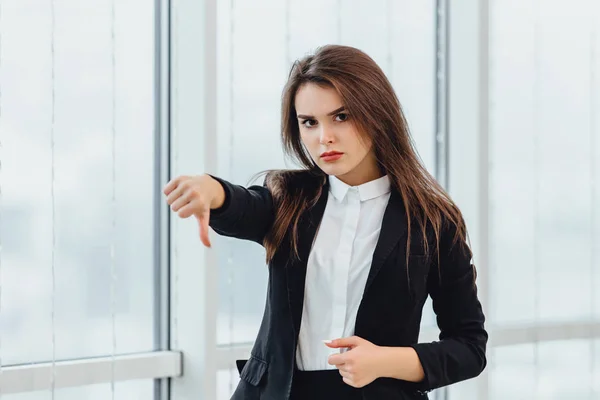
[215,0,437,345]
[0,0,157,364]
[2,380,154,400]
[489,340,600,400]
[489,343,536,400]
[446,377,478,399]
[489,0,600,324]
[218,368,240,400]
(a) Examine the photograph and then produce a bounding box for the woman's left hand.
[325,336,385,388]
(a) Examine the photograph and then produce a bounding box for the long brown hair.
[263,44,469,271]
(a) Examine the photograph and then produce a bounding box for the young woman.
[164,45,487,400]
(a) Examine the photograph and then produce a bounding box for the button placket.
[328,188,361,342]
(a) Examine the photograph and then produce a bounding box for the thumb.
[195,208,212,248]
[324,336,363,349]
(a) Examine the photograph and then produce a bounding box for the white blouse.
[295,174,392,371]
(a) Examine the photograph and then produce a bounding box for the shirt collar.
[328,175,391,202]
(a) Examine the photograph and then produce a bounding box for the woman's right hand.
[163,174,226,247]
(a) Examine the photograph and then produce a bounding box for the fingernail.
[323,339,333,344]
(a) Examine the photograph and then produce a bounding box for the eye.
[301,119,318,128]
[335,113,349,122]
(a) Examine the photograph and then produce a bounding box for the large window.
[489,0,600,325]
[4,0,598,398]
[447,0,600,398]
[0,0,177,397]
[2,0,156,363]
[485,0,600,397]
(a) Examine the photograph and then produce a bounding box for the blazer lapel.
[362,189,408,297]
[286,184,329,338]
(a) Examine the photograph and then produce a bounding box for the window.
[488,0,600,325]
[0,0,177,397]
[448,0,600,398]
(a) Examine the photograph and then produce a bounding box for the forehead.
[295,83,343,116]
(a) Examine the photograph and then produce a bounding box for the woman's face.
[295,83,381,186]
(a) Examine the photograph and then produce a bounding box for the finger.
[328,354,345,366]
[177,202,196,219]
[163,176,185,196]
[338,364,353,373]
[338,368,352,379]
[170,190,190,212]
[325,336,362,349]
[166,184,185,206]
[196,209,212,248]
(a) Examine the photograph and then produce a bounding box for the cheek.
[360,139,373,155]
[346,128,371,154]
[300,131,318,152]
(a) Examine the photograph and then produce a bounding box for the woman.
[164,45,487,400]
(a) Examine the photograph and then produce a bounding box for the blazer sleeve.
[409,219,488,392]
[207,175,275,246]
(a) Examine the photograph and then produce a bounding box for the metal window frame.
[168,0,219,399]
[447,0,490,397]
[0,352,182,395]
[155,0,173,397]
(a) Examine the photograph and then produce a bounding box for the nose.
[319,126,335,145]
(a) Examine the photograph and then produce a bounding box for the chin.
[318,162,353,177]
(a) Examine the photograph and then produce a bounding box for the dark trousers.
[290,369,363,400]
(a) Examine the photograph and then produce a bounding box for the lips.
[320,151,344,162]
[320,151,343,158]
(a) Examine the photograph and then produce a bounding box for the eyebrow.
[297,106,346,120]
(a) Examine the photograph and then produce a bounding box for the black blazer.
[209,173,487,400]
